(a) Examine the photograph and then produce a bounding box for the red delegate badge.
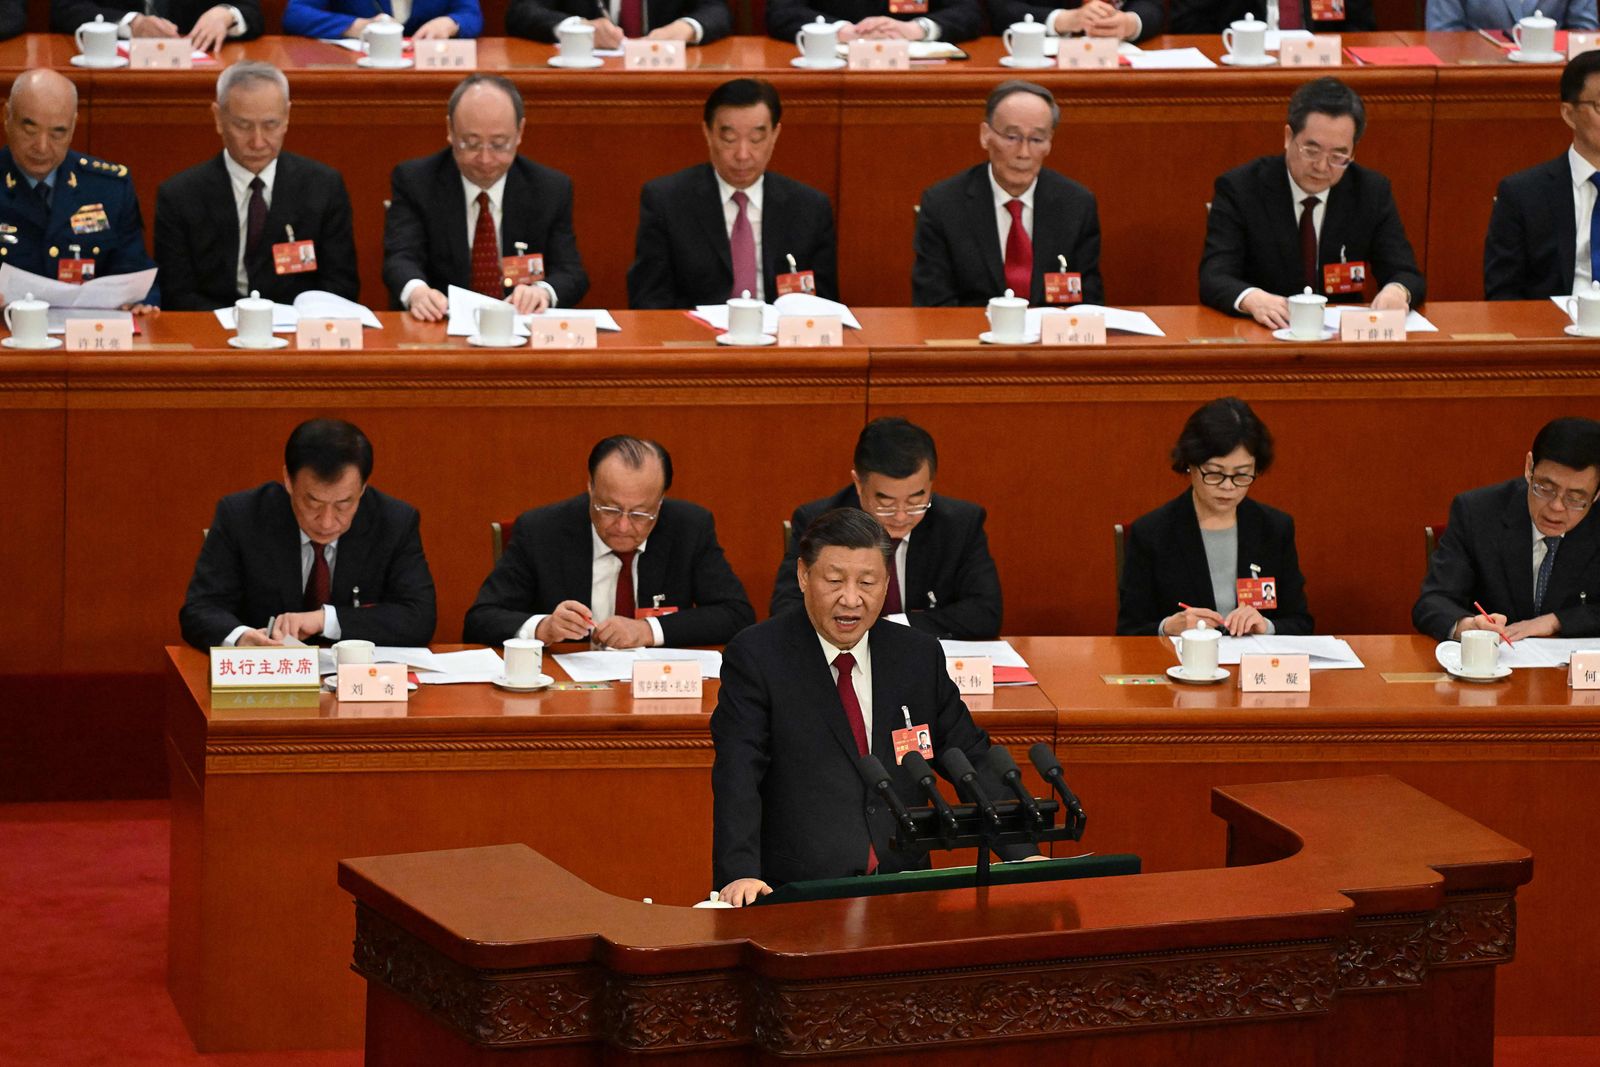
[1309,0,1346,20]
[273,239,318,275]
[1323,260,1368,296]
[502,245,545,288]
[1236,577,1279,610]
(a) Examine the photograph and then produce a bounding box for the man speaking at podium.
[711,508,1035,907]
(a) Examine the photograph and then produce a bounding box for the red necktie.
[613,549,636,621]
[1279,0,1304,27]
[832,651,877,872]
[1299,195,1320,292]
[303,542,330,611]
[618,0,643,36]
[470,190,501,297]
[1003,198,1032,299]
[884,540,904,615]
[729,190,757,300]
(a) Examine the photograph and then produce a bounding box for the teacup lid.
[1181,620,1219,640]
[1522,7,1556,23]
[1234,11,1266,26]
[236,288,273,309]
[12,290,46,309]
[1288,285,1325,303]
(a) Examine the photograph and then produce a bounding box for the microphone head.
[938,747,976,780]
[984,745,1021,776]
[902,750,934,781]
[1028,742,1062,777]
[855,752,892,789]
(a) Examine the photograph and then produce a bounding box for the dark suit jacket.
[381,150,588,309]
[180,482,438,650]
[1118,491,1313,636]
[154,152,359,312]
[989,0,1160,39]
[1200,155,1425,314]
[1484,154,1575,302]
[506,0,731,40]
[766,0,982,41]
[1414,477,1600,640]
[711,610,1033,889]
[627,164,838,309]
[283,0,482,37]
[0,0,26,39]
[51,0,264,36]
[1169,0,1373,32]
[913,164,1104,307]
[462,494,755,647]
[772,489,1002,639]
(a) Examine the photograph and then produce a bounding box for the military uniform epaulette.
[75,155,131,180]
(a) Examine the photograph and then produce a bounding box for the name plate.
[296,318,363,350]
[847,39,911,70]
[776,314,843,347]
[1338,307,1406,342]
[528,316,598,349]
[631,660,703,698]
[1040,310,1106,345]
[416,39,477,69]
[1058,36,1119,69]
[623,39,686,69]
[64,317,133,351]
[1570,31,1600,57]
[1569,650,1600,688]
[1282,34,1342,66]
[209,647,322,690]
[336,663,409,702]
[129,39,192,68]
[1238,653,1311,692]
[945,655,994,695]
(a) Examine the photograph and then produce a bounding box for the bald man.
[0,69,159,310]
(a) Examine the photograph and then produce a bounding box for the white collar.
[462,170,510,208]
[1286,166,1324,207]
[987,165,1037,210]
[224,152,278,197]
[817,627,870,666]
[1570,145,1599,188]
[298,527,340,550]
[590,523,648,561]
[714,170,764,209]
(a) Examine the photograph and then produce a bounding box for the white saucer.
[71,54,128,69]
[715,333,777,346]
[790,56,846,69]
[979,331,1040,345]
[548,55,604,69]
[357,56,413,69]
[227,335,289,349]
[491,673,554,692]
[1564,324,1600,338]
[1272,327,1336,342]
[1507,49,1564,63]
[1220,53,1277,66]
[467,334,525,348]
[999,55,1054,69]
[2,336,62,349]
[1166,665,1229,685]
[1434,641,1512,682]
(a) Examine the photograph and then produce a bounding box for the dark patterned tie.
[613,549,636,621]
[1535,536,1561,615]
[245,176,267,260]
[1300,196,1320,291]
[470,190,501,297]
[832,651,876,873]
[303,542,330,611]
[729,190,756,300]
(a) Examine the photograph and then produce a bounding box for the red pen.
[1472,600,1516,645]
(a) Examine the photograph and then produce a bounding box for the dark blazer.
[180,482,438,650]
[627,164,838,309]
[989,0,1160,40]
[283,0,482,37]
[51,0,264,37]
[1169,0,1373,32]
[772,488,1002,639]
[381,150,588,309]
[1200,155,1425,314]
[154,152,359,312]
[711,609,1033,889]
[0,0,26,39]
[766,0,982,41]
[1118,491,1313,636]
[462,494,755,647]
[913,164,1104,307]
[1414,477,1600,641]
[507,0,731,40]
[1484,154,1576,302]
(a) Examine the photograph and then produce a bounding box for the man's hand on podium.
[717,878,772,907]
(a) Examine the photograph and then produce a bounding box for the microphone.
[984,745,1045,831]
[902,751,961,844]
[938,748,1003,831]
[1028,743,1087,832]
[855,753,920,843]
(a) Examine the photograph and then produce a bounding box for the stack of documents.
[445,285,621,337]
[1168,634,1366,669]
[939,639,1036,684]
[1024,305,1165,337]
[1496,639,1600,669]
[1124,48,1215,69]
[0,264,158,315]
[692,293,862,334]
[1321,306,1438,332]
[367,646,505,684]
[213,290,382,333]
[554,647,724,682]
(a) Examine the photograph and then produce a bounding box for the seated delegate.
[283,0,481,39]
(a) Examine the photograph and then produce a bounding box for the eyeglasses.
[869,501,933,518]
[1529,478,1595,511]
[453,138,517,156]
[591,501,660,523]
[1195,469,1256,487]
[1293,142,1354,168]
[986,123,1051,150]
[1571,99,1600,115]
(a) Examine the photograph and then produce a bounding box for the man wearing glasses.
[1485,51,1600,300]
[464,435,754,649]
[1200,76,1424,330]
[912,80,1103,308]
[382,73,588,321]
[772,417,1002,639]
[1415,417,1600,642]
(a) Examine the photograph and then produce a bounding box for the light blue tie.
[1535,535,1561,615]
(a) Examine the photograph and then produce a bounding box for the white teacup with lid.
[985,288,1029,342]
[1288,286,1329,339]
[362,19,405,64]
[75,15,119,64]
[1513,9,1558,56]
[725,290,766,343]
[796,17,841,65]
[1567,281,1600,335]
[1176,620,1221,678]
[234,290,275,347]
[1223,13,1268,63]
[1003,14,1048,66]
[4,292,50,348]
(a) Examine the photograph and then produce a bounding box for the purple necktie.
[729,190,757,300]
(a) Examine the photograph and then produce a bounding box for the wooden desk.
[337,775,1530,1065]
[162,642,1053,1050]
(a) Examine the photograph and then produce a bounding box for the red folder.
[1344,46,1445,65]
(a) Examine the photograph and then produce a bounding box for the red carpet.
[2,799,1598,1066]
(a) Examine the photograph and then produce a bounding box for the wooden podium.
[338,775,1531,1065]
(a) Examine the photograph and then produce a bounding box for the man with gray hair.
[154,61,358,310]
[912,80,1103,307]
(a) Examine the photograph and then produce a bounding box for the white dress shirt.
[819,630,874,741]
[400,172,559,310]
[987,166,1037,276]
[222,152,278,298]
[1571,146,1598,292]
[716,172,765,302]
[1233,167,1328,311]
[516,525,665,645]
[221,529,342,646]
[556,0,705,41]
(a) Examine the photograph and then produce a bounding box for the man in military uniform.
[0,69,159,311]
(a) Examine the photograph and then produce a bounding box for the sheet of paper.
[427,648,506,675]
[554,648,722,683]
[293,290,382,328]
[1321,306,1439,333]
[1550,294,1589,321]
[939,639,1029,669]
[693,294,861,335]
[884,613,911,626]
[319,37,364,51]
[1265,29,1313,50]
[1025,304,1166,338]
[0,264,157,310]
[1168,634,1365,669]
[1124,47,1216,69]
[527,307,621,331]
[372,646,441,671]
[835,40,964,60]
[1497,638,1600,669]
[47,308,133,335]
[213,302,298,333]
[414,671,500,685]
